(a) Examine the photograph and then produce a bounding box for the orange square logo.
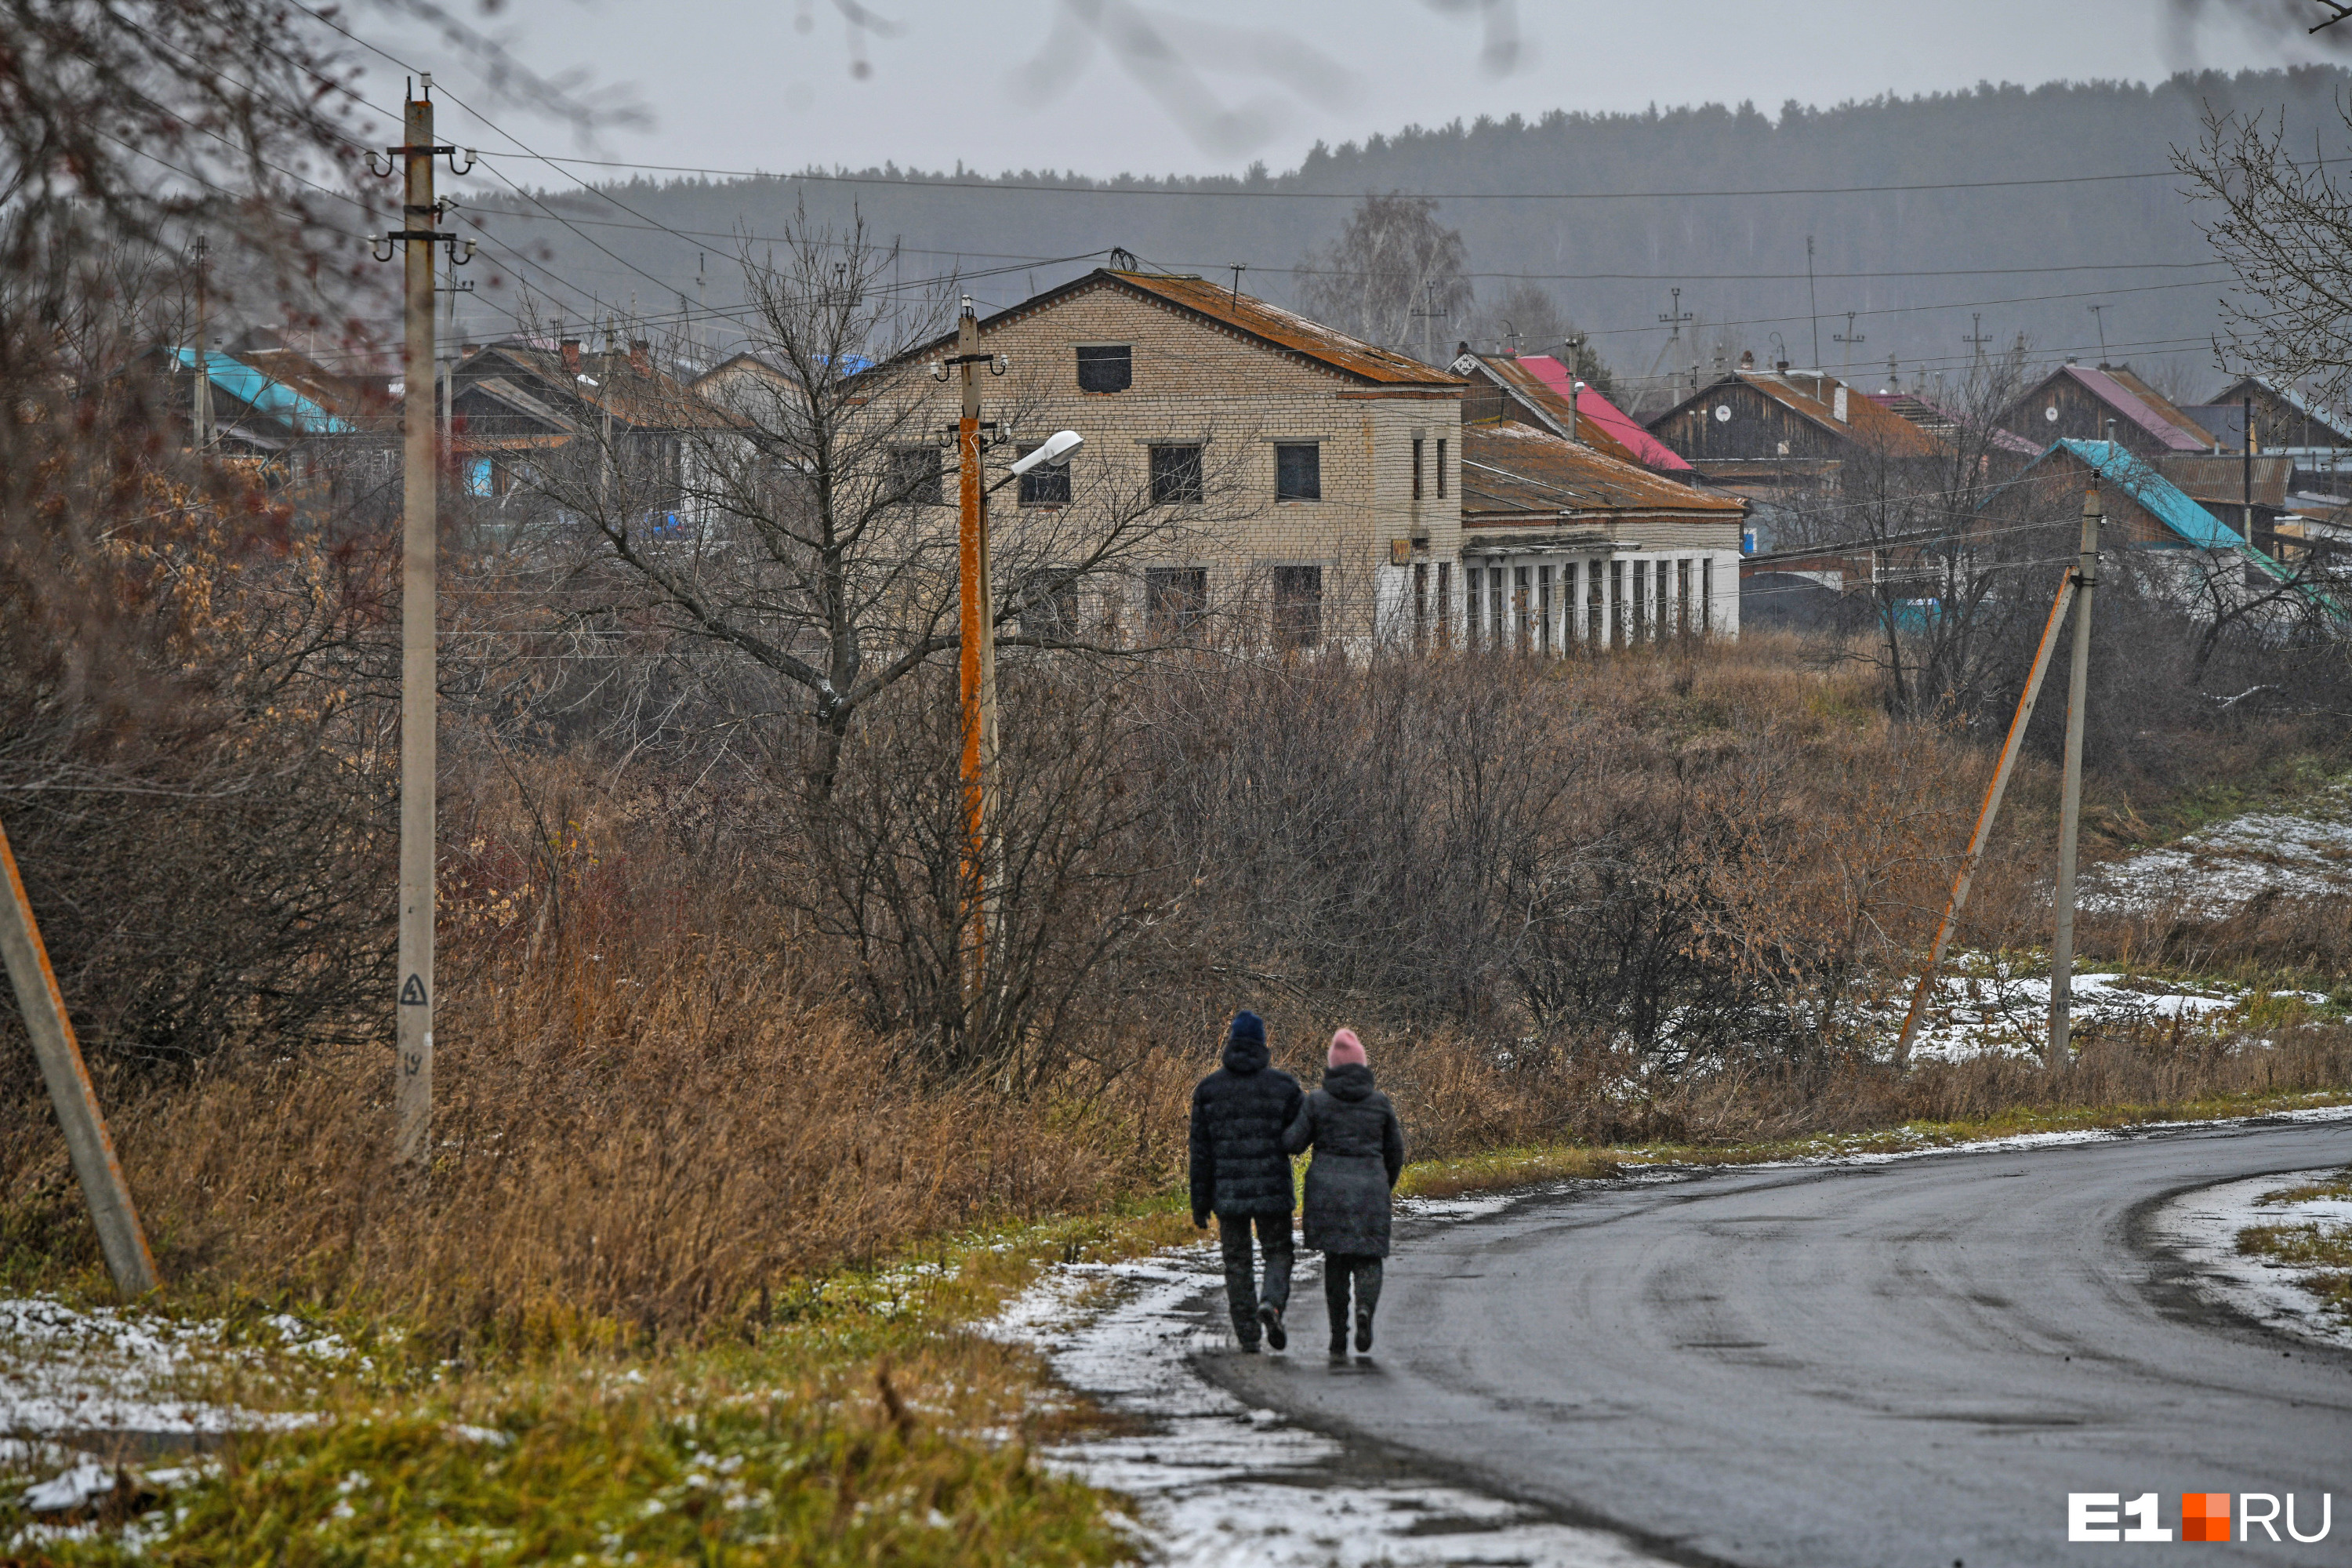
[2182,1492,2231,1542]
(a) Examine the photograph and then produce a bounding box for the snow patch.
[985,1243,1668,1566]
[2149,1171,2352,1349]
[2082,780,2352,919]
[0,1297,339,1439]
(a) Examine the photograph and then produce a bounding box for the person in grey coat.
[1282,1028,1405,1359]
[1189,1010,1305,1352]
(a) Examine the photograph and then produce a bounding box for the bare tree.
[2176,98,2352,414]
[527,213,1216,798]
[1294,193,1473,364]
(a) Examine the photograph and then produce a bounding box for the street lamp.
[998,429,1083,487]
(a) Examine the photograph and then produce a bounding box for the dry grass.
[4,633,2347,1358]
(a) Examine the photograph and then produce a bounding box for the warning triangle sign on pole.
[399,974,428,1007]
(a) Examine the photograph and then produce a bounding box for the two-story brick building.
[887,266,1465,650]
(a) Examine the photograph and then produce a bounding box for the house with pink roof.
[1998,361,2211,458]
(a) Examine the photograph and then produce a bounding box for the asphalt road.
[1208,1116,2352,1568]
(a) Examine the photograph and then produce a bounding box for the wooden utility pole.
[2047,475,2103,1069]
[0,817,158,1298]
[953,298,1000,1007]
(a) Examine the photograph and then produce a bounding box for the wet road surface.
[1207,1116,2352,1567]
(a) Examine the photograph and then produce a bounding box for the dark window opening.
[1019,567,1082,641]
[887,445,943,506]
[1145,566,1207,641]
[1436,437,1448,499]
[1272,564,1323,650]
[1016,443,1072,506]
[1275,442,1321,502]
[1149,443,1204,505]
[1413,561,1429,648]
[1412,437,1425,500]
[1437,561,1452,651]
[1076,344,1133,394]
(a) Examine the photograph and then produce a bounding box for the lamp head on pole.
[1009,430,1083,476]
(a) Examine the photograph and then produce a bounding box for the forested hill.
[466,69,2352,405]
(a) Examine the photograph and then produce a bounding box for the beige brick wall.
[889,279,1461,643]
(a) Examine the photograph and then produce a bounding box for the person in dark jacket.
[1282,1028,1405,1360]
[1189,1010,1305,1352]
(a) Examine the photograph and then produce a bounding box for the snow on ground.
[0,1297,343,1441]
[987,1243,1671,1567]
[1882,960,2278,1063]
[991,1104,2352,1565]
[2082,779,2352,920]
[2150,1170,2352,1351]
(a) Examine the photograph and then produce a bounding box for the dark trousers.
[1217,1212,1293,1341]
[1323,1254,1384,1345]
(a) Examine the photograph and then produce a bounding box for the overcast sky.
[361,0,2352,182]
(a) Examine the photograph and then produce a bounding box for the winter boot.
[1354,1312,1374,1355]
[1328,1335,1350,1364]
[1258,1303,1287,1352]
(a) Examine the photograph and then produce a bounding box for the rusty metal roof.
[1744,371,1940,453]
[1461,424,1747,520]
[465,341,733,433]
[2154,453,2297,510]
[895,269,1462,389]
[1869,391,2042,456]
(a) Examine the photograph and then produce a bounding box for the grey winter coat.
[1189,1032,1305,1221]
[1282,1063,1405,1257]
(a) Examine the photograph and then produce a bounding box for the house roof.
[2099,365,2211,447]
[460,340,727,433]
[1452,350,1643,463]
[1652,368,1941,455]
[172,347,350,435]
[2026,438,2245,548]
[901,268,1461,390]
[1507,354,1693,470]
[2021,365,2209,451]
[2152,453,2297,512]
[2195,375,2352,448]
[1869,391,2042,456]
[1461,423,1747,520]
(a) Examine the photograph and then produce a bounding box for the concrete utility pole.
[396,83,437,1163]
[370,77,471,1163]
[2047,475,2103,1070]
[0,818,158,1298]
[1806,237,1820,368]
[191,235,213,451]
[953,298,1000,1006]
[2243,394,2256,543]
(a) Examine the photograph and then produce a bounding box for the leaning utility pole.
[0,817,158,1298]
[371,76,472,1163]
[2047,475,2103,1069]
[953,298,1000,1007]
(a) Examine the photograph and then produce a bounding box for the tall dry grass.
[4,633,2346,1348]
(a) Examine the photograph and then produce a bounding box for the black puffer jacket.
[1282,1063,1404,1256]
[1189,1027,1304,1222]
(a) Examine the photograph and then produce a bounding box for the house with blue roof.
[1993,439,2343,622]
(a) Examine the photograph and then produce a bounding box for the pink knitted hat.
[1327,1029,1367,1069]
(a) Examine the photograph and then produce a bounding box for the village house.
[885,265,1466,651]
[447,333,717,528]
[1997,361,2210,457]
[2185,374,2352,461]
[1450,349,1747,647]
[1990,439,2342,624]
[1642,358,1940,507]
